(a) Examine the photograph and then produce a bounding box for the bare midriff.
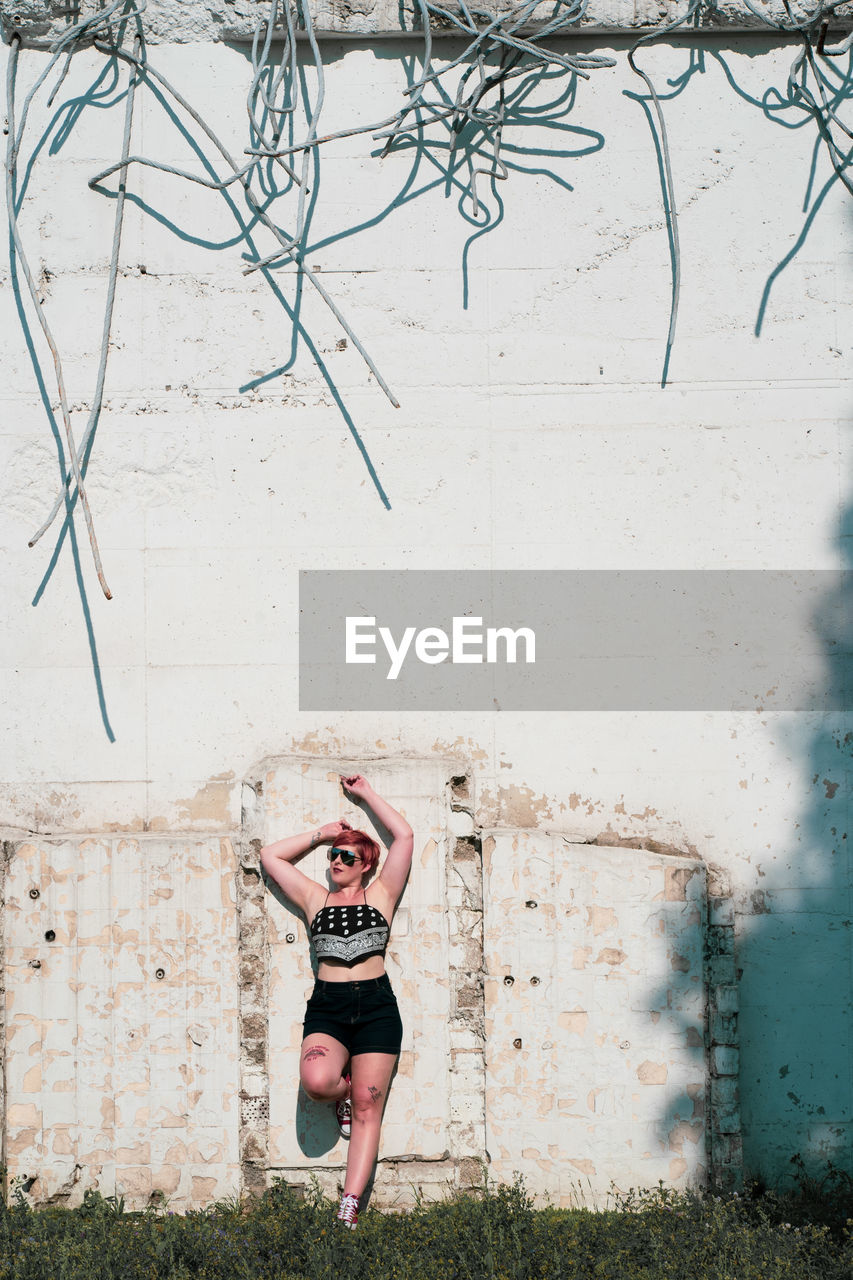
[317,955,387,982]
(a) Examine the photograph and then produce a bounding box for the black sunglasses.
[328,847,361,867]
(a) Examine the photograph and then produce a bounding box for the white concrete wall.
[1,26,851,1202]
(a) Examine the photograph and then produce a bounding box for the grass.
[0,1172,851,1280]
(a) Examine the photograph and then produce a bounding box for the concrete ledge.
[3,0,852,46]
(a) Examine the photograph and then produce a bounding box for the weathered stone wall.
[482,831,708,1196]
[1,762,731,1208]
[3,836,241,1206]
[1,14,850,1205]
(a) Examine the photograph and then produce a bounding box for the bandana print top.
[309,891,390,966]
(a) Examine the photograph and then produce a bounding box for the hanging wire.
[91,37,401,407]
[9,37,110,595]
[31,32,143,552]
[246,0,617,186]
[6,0,148,594]
[8,0,616,594]
[627,0,704,387]
[10,0,852,597]
[627,0,853,384]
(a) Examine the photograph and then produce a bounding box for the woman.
[259,773,413,1229]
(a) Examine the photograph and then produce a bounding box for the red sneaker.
[336,1192,359,1229]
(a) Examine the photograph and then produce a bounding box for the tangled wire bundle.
[3,0,852,595]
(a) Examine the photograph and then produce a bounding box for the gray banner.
[298,571,853,711]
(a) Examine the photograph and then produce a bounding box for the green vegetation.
[1,1173,851,1280]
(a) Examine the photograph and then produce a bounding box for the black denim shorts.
[302,973,403,1057]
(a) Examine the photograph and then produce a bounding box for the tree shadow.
[736,476,852,1182]
[614,33,853,1180]
[637,552,853,1187]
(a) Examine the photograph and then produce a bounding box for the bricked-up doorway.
[239,758,486,1202]
[482,833,714,1202]
[3,835,242,1208]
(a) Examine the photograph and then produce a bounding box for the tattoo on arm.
[303,1045,329,1062]
[310,829,323,848]
[367,1085,382,1103]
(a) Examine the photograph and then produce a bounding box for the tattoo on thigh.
[368,1085,382,1102]
[303,1046,329,1062]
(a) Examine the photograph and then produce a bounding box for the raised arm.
[341,775,414,907]
[260,819,352,917]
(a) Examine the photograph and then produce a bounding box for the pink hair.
[337,828,381,874]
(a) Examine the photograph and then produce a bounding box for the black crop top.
[309,891,390,966]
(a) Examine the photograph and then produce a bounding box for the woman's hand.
[341,774,374,802]
[340,774,413,911]
[317,818,353,844]
[260,820,353,915]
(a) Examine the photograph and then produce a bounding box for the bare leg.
[299,1034,350,1103]
[343,1052,398,1198]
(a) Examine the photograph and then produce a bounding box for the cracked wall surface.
[247,757,472,1201]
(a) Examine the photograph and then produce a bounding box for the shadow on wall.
[735,150,853,1179]
[286,41,605,312]
[617,38,853,1186]
[734,482,852,1183]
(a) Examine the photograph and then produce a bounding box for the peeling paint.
[4,835,241,1209]
[591,833,699,862]
[497,785,555,828]
[637,1060,668,1084]
[586,904,618,935]
[2,774,727,1208]
[559,1009,589,1036]
[175,773,236,826]
[483,831,708,1199]
[430,738,488,762]
[668,1120,704,1152]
